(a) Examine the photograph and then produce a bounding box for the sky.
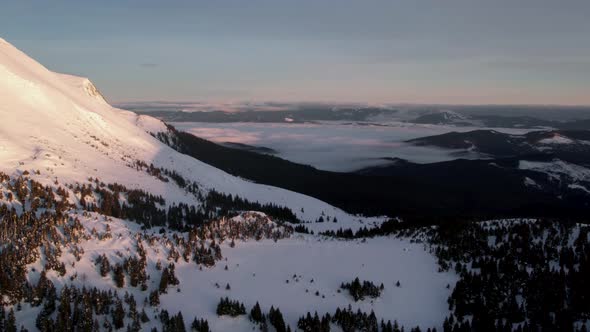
[1,0,590,105]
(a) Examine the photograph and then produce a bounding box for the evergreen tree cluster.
[93,248,149,291]
[74,176,299,231]
[249,302,292,332]
[33,285,147,332]
[0,172,73,215]
[319,217,590,331]
[159,264,180,294]
[268,306,289,332]
[340,277,384,302]
[95,254,111,277]
[130,159,173,184]
[205,190,300,224]
[0,172,294,330]
[319,218,401,239]
[0,204,85,303]
[190,317,211,332]
[160,310,187,332]
[294,224,313,234]
[332,306,378,332]
[250,302,264,323]
[75,179,168,228]
[197,211,293,244]
[297,311,331,332]
[415,218,590,332]
[0,307,18,332]
[298,306,431,332]
[216,297,246,317]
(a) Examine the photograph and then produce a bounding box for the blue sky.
[2,0,589,105]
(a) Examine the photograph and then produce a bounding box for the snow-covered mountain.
[0,38,458,331]
[0,37,385,232]
[410,110,473,126]
[2,38,589,332]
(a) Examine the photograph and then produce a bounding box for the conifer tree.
[191,317,210,332]
[250,302,263,323]
[159,268,170,294]
[112,299,125,329]
[114,265,125,288]
[6,309,17,332]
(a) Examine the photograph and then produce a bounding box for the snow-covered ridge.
[56,73,108,104]
[0,37,384,229]
[537,133,574,145]
[438,110,467,121]
[519,159,590,193]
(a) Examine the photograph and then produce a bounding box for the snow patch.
[519,160,590,183]
[523,177,539,188]
[519,159,590,193]
[538,134,573,145]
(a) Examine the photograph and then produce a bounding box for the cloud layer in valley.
[172,121,530,172]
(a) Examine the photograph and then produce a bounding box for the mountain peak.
[0,36,363,235]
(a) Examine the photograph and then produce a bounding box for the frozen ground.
[12,212,457,332]
[166,236,457,331]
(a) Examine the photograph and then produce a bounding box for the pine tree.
[250,302,263,323]
[175,312,187,332]
[6,309,17,332]
[112,299,126,329]
[159,268,170,294]
[35,305,50,331]
[140,309,150,323]
[191,317,210,332]
[260,318,269,332]
[114,265,125,288]
[149,290,160,307]
[56,287,73,331]
[269,306,287,332]
[0,307,6,332]
[97,254,111,277]
[216,297,246,317]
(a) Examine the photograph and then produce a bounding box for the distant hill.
[220,142,278,155]
[136,107,399,123]
[407,129,590,165]
[411,110,473,125]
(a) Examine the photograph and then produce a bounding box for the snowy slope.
[0,37,384,230]
[519,159,590,193]
[6,209,455,332]
[165,236,456,331]
[0,37,460,331]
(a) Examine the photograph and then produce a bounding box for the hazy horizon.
[116,100,590,108]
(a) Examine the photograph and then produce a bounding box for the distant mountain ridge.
[409,110,590,129]
[131,107,399,123]
[125,101,590,128]
[411,110,472,125]
[407,129,590,166]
